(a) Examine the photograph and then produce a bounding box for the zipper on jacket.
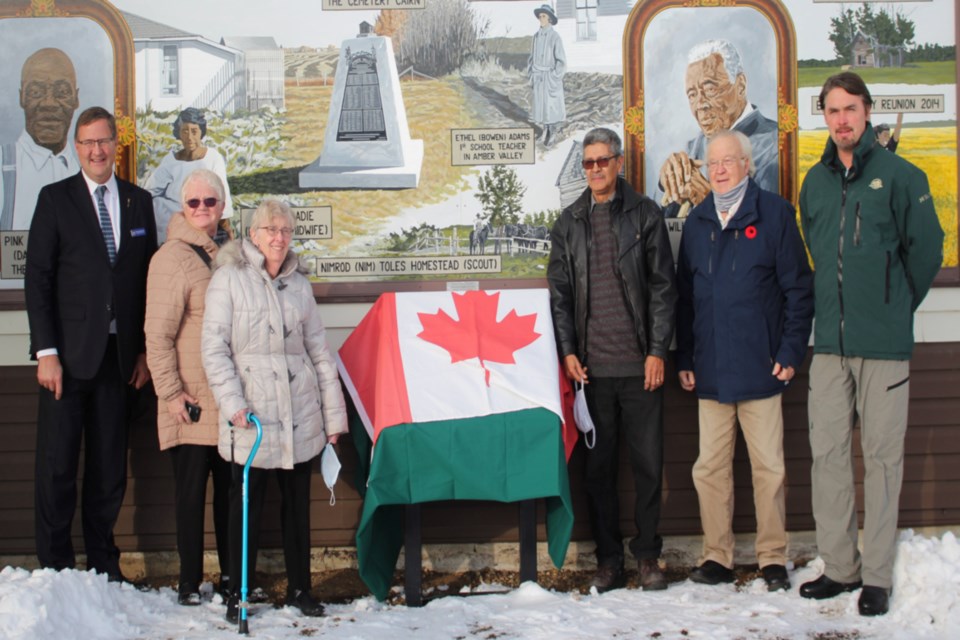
[854,202,862,247]
[837,176,848,356]
[885,251,891,304]
[732,229,738,272]
[708,230,715,274]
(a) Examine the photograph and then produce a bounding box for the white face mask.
[572,380,596,449]
[320,443,341,506]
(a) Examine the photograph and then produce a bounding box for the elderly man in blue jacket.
[675,130,813,591]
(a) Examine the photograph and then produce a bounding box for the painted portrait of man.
[641,8,779,217]
[0,19,113,236]
[1,48,81,231]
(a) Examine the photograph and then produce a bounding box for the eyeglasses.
[76,137,115,149]
[581,155,618,171]
[707,156,745,171]
[259,225,294,238]
[186,197,220,209]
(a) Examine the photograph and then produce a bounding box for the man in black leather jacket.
[547,127,677,592]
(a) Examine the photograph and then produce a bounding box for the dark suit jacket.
[25,172,157,381]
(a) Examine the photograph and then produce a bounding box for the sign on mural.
[1,0,956,293]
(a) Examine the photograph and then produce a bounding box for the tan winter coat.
[145,213,222,450]
[201,239,347,469]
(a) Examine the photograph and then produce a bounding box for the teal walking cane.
[238,412,263,635]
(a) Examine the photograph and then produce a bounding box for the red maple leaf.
[417,291,541,386]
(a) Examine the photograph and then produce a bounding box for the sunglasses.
[581,155,618,170]
[186,197,220,209]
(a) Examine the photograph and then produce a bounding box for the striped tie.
[95,185,116,265]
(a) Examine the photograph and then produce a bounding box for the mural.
[0,0,137,287]
[0,0,956,294]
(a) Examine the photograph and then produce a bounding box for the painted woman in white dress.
[145,108,234,242]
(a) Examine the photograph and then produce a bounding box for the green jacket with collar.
[799,124,943,360]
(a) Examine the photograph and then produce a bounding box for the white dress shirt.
[1,130,79,230]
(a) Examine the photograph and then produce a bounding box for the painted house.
[852,31,905,68]
[554,0,636,72]
[122,11,245,113]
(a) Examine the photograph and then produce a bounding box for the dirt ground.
[144,562,806,607]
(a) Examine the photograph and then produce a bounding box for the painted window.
[162,45,179,95]
[576,0,598,41]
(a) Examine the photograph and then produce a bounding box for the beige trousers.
[693,395,787,569]
[808,354,910,589]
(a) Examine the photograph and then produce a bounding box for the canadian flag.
[337,289,575,454]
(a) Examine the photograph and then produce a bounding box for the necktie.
[96,185,117,265]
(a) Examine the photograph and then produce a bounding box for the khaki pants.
[808,354,910,589]
[693,395,786,569]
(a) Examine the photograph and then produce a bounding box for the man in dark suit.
[26,106,157,580]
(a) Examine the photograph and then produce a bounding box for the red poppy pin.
[745,225,757,239]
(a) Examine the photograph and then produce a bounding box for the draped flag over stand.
[337,289,577,458]
[336,289,577,600]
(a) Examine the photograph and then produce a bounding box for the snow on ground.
[2,530,959,640]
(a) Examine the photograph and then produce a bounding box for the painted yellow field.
[798,129,958,267]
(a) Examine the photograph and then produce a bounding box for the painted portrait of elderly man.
[639,8,779,218]
[0,18,113,234]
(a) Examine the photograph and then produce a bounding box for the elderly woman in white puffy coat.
[201,198,346,623]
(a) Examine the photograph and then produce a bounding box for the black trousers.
[169,444,231,588]
[34,337,129,575]
[228,458,314,595]
[583,375,664,567]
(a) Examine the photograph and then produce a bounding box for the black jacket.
[547,177,677,364]
[26,172,157,381]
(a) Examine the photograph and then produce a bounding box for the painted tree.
[388,0,490,77]
[523,209,561,228]
[375,10,407,40]
[828,7,857,63]
[475,165,526,228]
[828,4,916,63]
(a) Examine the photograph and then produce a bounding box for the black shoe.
[106,571,129,584]
[286,589,325,617]
[225,593,240,624]
[690,560,735,585]
[799,575,862,600]
[760,565,790,592]
[858,585,890,616]
[106,572,151,592]
[248,586,269,603]
[216,576,231,600]
[177,583,201,606]
[589,564,625,593]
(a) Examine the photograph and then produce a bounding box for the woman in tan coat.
[145,169,232,606]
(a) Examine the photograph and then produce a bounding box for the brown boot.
[589,564,624,593]
[639,558,668,591]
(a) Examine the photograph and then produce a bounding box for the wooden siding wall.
[2,343,959,557]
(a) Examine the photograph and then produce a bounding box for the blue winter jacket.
[675,179,813,403]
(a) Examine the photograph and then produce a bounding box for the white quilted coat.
[201,239,347,469]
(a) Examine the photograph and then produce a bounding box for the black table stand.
[403,499,539,606]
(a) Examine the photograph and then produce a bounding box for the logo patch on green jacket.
[869,178,883,190]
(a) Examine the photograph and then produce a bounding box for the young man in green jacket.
[798,72,943,616]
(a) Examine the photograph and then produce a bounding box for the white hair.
[180,168,225,205]
[706,130,757,178]
[688,39,744,83]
